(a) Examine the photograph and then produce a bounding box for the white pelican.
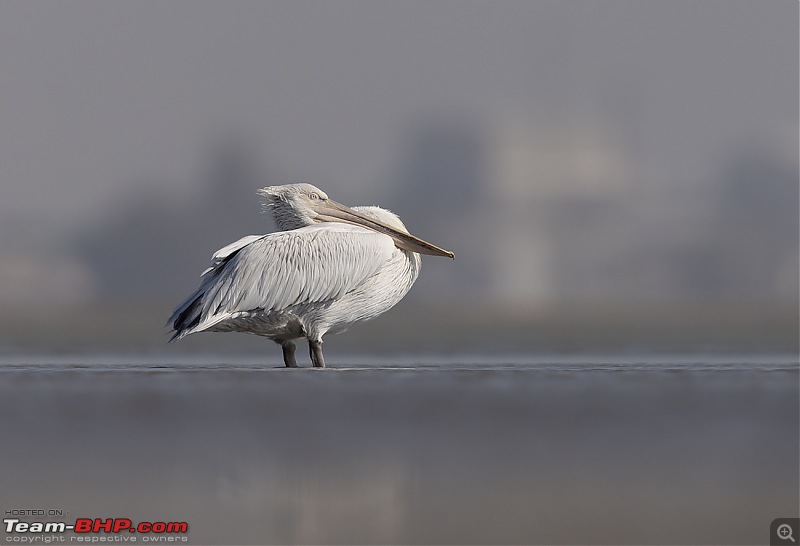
[167,183,454,367]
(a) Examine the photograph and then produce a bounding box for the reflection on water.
[0,355,797,545]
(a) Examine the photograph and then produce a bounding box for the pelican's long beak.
[316,201,455,259]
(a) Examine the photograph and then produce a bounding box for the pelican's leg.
[309,339,325,369]
[282,341,298,368]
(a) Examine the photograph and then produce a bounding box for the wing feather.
[169,224,396,338]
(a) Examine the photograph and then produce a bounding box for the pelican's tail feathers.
[167,290,204,342]
[167,233,264,342]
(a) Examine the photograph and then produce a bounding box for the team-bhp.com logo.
[5,517,188,536]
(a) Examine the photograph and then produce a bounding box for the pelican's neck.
[267,199,315,231]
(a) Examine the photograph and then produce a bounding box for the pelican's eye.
[309,192,320,200]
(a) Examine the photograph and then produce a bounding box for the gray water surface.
[1,354,797,545]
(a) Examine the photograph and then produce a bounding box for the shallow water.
[1,354,797,545]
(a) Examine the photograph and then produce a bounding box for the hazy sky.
[1,1,795,239]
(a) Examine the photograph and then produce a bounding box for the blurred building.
[392,113,797,308]
[485,115,634,305]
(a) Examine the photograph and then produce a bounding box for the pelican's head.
[258,183,454,258]
[258,183,331,230]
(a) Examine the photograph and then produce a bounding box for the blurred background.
[0,0,796,355]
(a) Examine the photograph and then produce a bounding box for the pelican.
[167,183,454,367]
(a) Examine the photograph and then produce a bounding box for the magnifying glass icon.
[778,523,796,542]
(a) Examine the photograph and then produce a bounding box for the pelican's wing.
[168,224,396,339]
[200,234,264,277]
